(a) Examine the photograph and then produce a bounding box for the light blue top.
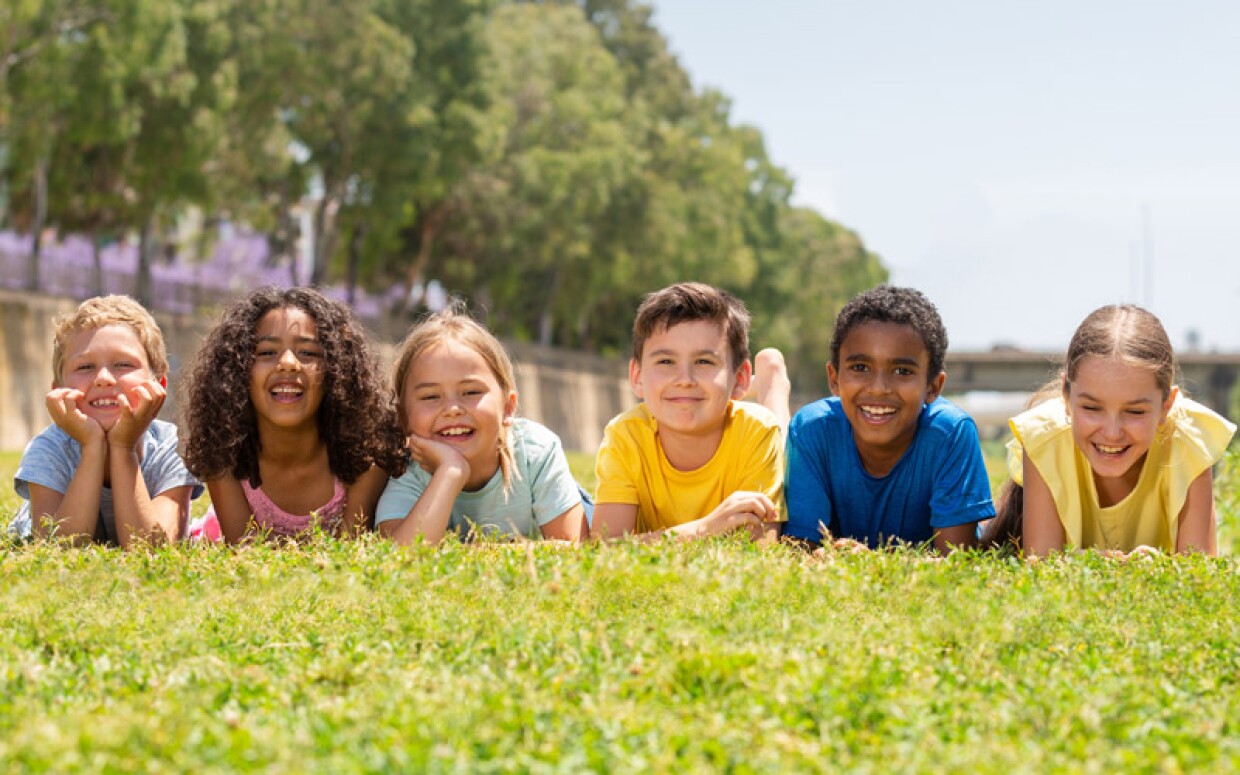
[375,418,582,539]
[11,419,204,544]
[785,396,995,547]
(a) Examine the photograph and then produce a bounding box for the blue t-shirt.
[376,418,583,540]
[784,396,995,547]
[11,419,204,544]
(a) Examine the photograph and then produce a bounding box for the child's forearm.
[385,466,469,547]
[109,443,182,548]
[33,441,107,544]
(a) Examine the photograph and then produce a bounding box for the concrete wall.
[0,289,635,453]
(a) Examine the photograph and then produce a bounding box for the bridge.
[944,350,1240,421]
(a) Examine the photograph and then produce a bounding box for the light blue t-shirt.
[11,419,204,544]
[784,396,995,547]
[375,418,582,540]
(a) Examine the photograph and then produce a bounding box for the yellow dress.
[1007,394,1235,551]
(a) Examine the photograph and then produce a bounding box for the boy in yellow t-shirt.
[591,282,787,541]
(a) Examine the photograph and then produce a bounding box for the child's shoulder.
[789,396,847,431]
[604,403,658,435]
[510,417,565,454]
[917,396,983,443]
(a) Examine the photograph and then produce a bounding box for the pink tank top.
[241,478,347,538]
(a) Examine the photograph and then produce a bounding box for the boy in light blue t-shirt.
[783,286,994,551]
[12,296,202,547]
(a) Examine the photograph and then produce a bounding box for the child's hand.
[407,432,471,480]
[704,491,778,538]
[107,380,166,450]
[45,388,105,446]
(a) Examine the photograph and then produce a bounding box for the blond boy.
[592,282,786,540]
[12,296,201,547]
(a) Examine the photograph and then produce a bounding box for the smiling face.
[630,320,751,443]
[401,339,517,486]
[58,324,159,431]
[1064,355,1174,489]
[248,307,326,431]
[827,320,945,474]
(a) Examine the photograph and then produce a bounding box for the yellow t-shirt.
[1006,394,1235,551]
[594,401,786,532]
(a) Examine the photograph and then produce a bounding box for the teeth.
[439,428,473,437]
[91,399,119,407]
[1096,444,1126,454]
[862,406,896,416]
[272,385,302,395]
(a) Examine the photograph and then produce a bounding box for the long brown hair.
[981,304,1176,549]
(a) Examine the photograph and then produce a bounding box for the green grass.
[1,450,1238,771]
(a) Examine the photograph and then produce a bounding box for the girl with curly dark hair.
[182,287,406,542]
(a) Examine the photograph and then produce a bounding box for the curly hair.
[52,295,168,382]
[632,282,751,370]
[181,287,406,487]
[830,285,948,382]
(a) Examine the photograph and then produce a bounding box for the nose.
[277,348,301,371]
[1101,413,1125,439]
[94,366,116,386]
[674,362,695,386]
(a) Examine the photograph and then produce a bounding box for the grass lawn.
[1,449,1238,771]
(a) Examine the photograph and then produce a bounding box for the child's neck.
[855,440,911,478]
[257,423,325,465]
[1092,453,1146,507]
[658,425,725,472]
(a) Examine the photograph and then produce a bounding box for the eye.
[298,349,322,360]
[893,367,914,377]
[463,388,484,396]
[76,363,94,372]
[1081,404,1101,412]
[1125,409,1147,416]
[695,357,716,366]
[256,348,277,358]
[655,357,674,366]
[848,363,869,373]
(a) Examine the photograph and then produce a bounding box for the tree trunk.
[136,213,154,307]
[538,265,564,347]
[26,157,47,291]
[346,223,364,306]
[311,190,340,287]
[91,232,104,296]
[399,203,448,312]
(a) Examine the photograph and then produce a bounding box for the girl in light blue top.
[376,308,588,544]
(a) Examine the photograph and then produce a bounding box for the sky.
[650,0,1240,352]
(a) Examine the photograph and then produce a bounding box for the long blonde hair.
[392,306,519,490]
[982,304,1177,550]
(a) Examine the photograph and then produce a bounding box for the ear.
[502,390,518,425]
[826,362,840,397]
[628,358,644,399]
[730,358,753,401]
[1161,385,1179,421]
[396,402,409,435]
[925,371,946,403]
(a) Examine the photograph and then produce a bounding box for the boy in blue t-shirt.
[783,286,994,552]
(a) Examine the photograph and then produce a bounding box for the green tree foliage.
[0,0,886,389]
